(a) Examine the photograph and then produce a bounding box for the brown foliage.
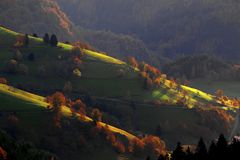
[70,99,86,116]
[0,147,7,160]
[128,138,145,155]
[46,92,66,128]
[46,92,66,109]
[14,35,24,48]
[0,77,7,84]
[142,135,166,156]
[216,89,223,98]
[128,135,166,156]
[144,77,153,90]
[127,56,139,69]
[72,41,96,51]
[91,108,102,122]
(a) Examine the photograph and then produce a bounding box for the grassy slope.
[0,83,140,160]
[0,83,137,140]
[0,26,236,110]
[1,27,239,149]
[190,80,240,98]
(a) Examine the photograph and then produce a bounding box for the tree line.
[146,134,240,160]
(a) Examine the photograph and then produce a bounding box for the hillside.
[0,0,74,40]
[57,0,240,60]
[0,0,163,67]
[0,26,239,148]
[0,83,140,160]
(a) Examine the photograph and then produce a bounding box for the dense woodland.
[163,55,240,81]
[57,0,240,61]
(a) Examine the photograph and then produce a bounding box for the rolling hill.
[0,26,239,149]
[57,0,240,61]
[0,83,139,160]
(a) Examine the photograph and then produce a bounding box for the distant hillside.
[163,55,240,81]
[57,0,240,60]
[0,0,74,40]
[0,0,163,67]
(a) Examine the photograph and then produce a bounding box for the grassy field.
[1,26,239,151]
[190,80,240,98]
[0,83,142,160]
[1,26,233,110]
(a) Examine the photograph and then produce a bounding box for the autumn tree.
[127,56,138,69]
[72,41,96,51]
[142,135,166,156]
[46,92,66,127]
[71,99,86,117]
[0,77,7,84]
[91,108,102,122]
[128,138,145,156]
[216,89,223,98]
[14,35,25,48]
[144,77,153,90]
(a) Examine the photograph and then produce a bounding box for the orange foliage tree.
[72,41,96,51]
[142,135,166,156]
[216,89,223,98]
[102,125,126,153]
[91,108,103,122]
[127,56,139,69]
[46,92,66,128]
[128,138,145,155]
[14,34,25,48]
[0,77,7,84]
[70,99,86,116]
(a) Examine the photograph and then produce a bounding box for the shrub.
[127,56,138,69]
[17,64,29,75]
[0,77,7,84]
[4,59,18,74]
[91,108,102,122]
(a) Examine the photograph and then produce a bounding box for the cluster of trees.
[14,32,59,48]
[58,0,240,61]
[45,92,167,157]
[215,89,240,108]
[163,55,240,81]
[129,135,166,157]
[127,56,182,92]
[169,134,240,160]
[127,56,162,90]
[0,130,56,160]
[43,33,58,47]
[3,59,28,75]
